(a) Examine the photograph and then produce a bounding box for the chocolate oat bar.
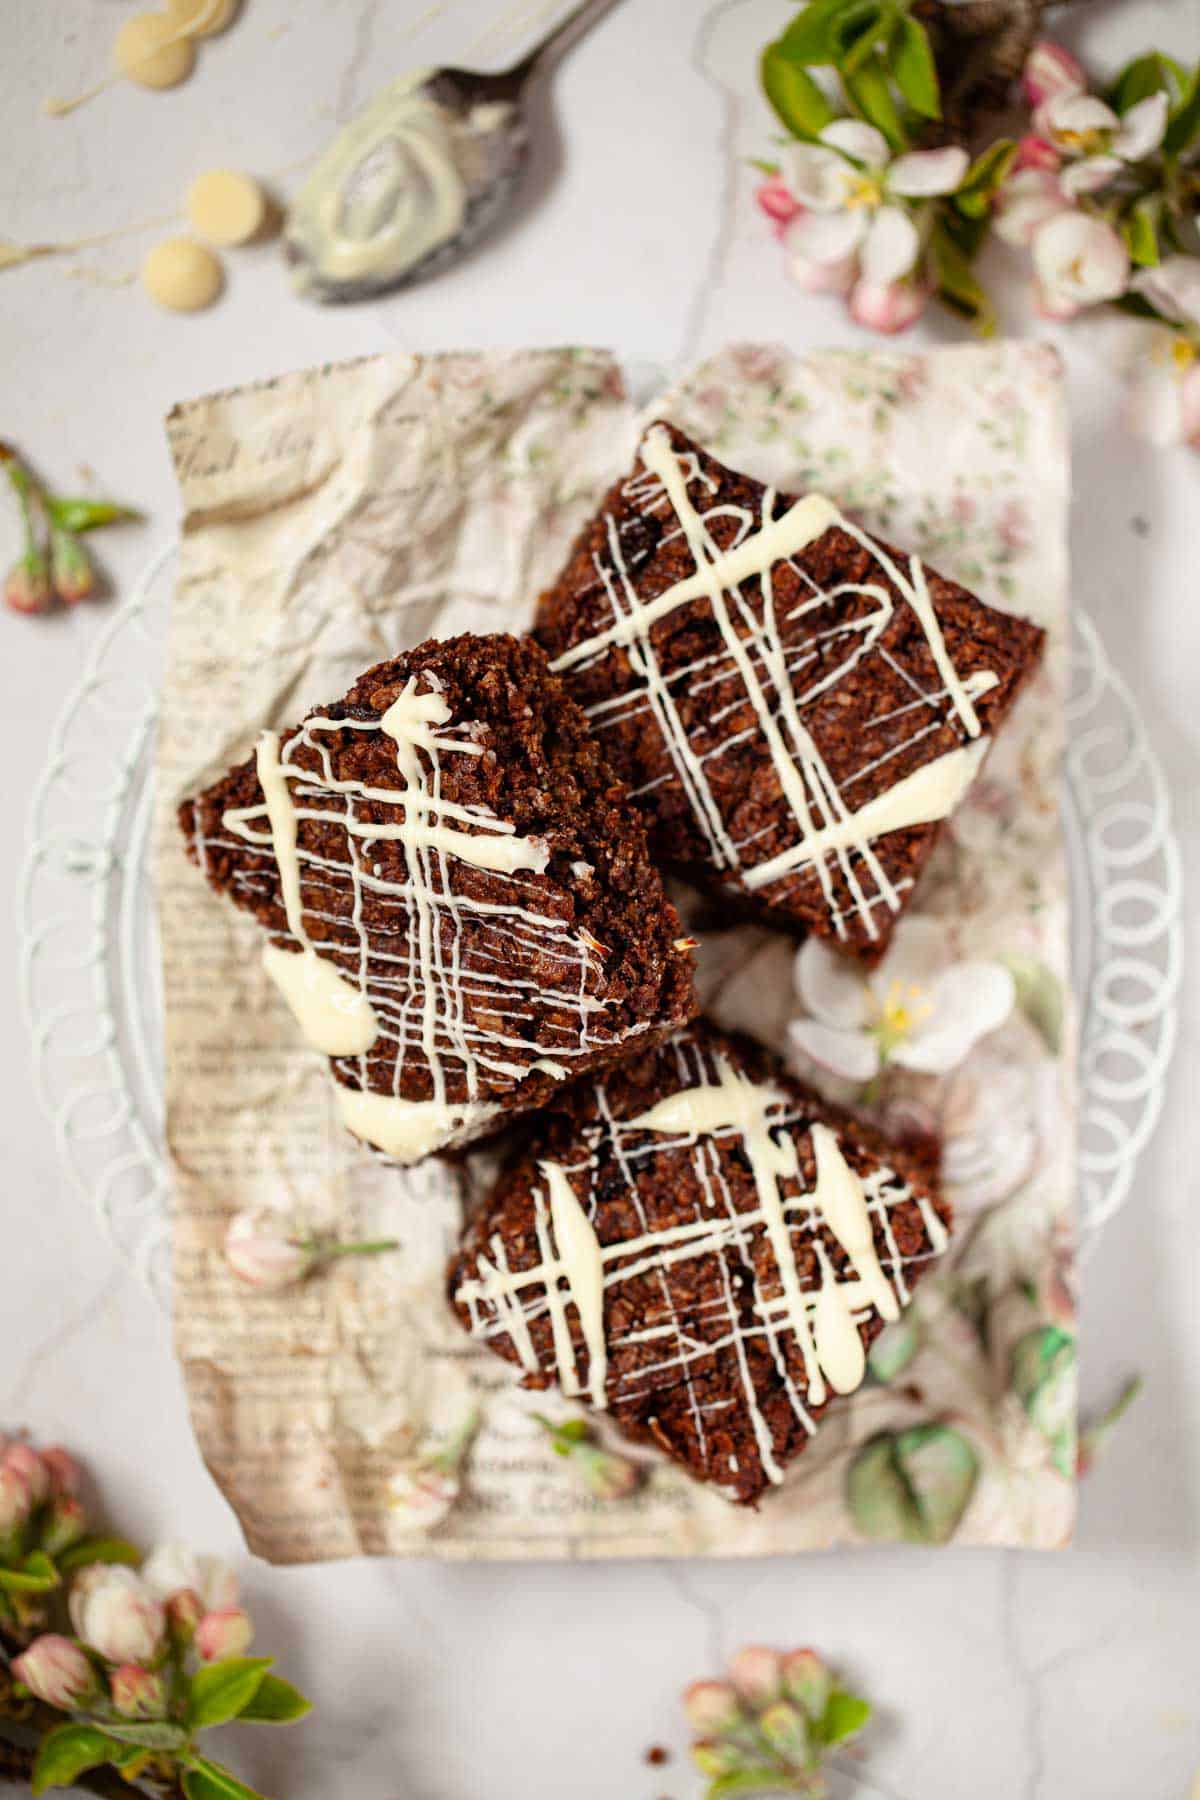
[449,1020,951,1503]
[179,633,696,1164]
[535,420,1045,960]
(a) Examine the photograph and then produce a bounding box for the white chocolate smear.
[262,942,377,1057]
[114,14,197,89]
[551,425,1003,944]
[337,1088,498,1164]
[459,1036,950,1487]
[166,0,240,36]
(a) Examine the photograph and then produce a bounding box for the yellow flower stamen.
[846,174,882,210]
[866,979,933,1061]
[1058,127,1109,155]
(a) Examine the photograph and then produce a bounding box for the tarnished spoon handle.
[502,0,622,84]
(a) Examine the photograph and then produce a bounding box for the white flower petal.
[994,170,1067,247]
[784,206,866,267]
[788,1019,881,1083]
[782,142,857,211]
[1133,254,1200,328]
[1044,92,1119,139]
[887,146,969,197]
[789,248,860,294]
[894,962,1015,1073]
[873,915,949,994]
[1113,90,1169,160]
[860,204,920,285]
[794,936,869,1027]
[820,119,888,167]
[1060,155,1121,197]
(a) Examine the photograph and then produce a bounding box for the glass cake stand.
[16,540,1182,1307]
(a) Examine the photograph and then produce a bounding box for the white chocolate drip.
[209,674,647,1164]
[458,1036,950,1485]
[549,424,1000,942]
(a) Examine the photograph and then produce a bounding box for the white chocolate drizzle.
[208,673,655,1165]
[548,424,1002,943]
[457,1033,950,1484]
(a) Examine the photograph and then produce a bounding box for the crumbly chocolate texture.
[535,420,1046,961]
[448,1019,951,1504]
[179,633,697,1159]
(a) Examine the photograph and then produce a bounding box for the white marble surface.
[2,2,1198,1796]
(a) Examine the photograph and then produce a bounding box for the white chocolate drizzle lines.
[457,1038,950,1487]
[205,674,651,1164]
[548,425,1000,943]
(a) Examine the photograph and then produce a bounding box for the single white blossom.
[789,916,1015,1083]
[69,1565,166,1666]
[1124,257,1200,448]
[1031,210,1129,318]
[782,121,968,289]
[141,1540,239,1612]
[1039,89,1168,197]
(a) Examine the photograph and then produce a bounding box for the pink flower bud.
[1014,133,1062,173]
[756,176,802,237]
[729,1644,783,1710]
[40,1496,86,1558]
[682,1679,743,1736]
[11,1635,100,1710]
[68,1565,166,1666]
[3,1444,50,1507]
[848,276,930,334]
[0,1464,33,1536]
[110,1662,167,1718]
[1022,39,1086,109]
[782,1648,832,1719]
[49,528,96,605]
[4,555,53,615]
[196,1606,254,1662]
[224,1208,314,1290]
[40,1446,82,1499]
[165,1587,205,1646]
[389,1464,460,1524]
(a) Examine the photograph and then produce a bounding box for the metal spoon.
[285,0,621,304]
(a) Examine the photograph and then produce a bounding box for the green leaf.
[43,496,139,534]
[1011,1326,1076,1472]
[779,0,856,66]
[954,138,1017,218]
[822,1689,872,1746]
[236,1673,312,1725]
[1123,199,1160,268]
[842,57,908,149]
[187,1656,273,1729]
[928,223,995,334]
[847,1425,980,1544]
[56,1534,141,1573]
[709,1773,798,1798]
[837,4,894,77]
[31,1724,124,1796]
[101,1721,189,1752]
[867,1314,921,1383]
[0,1550,60,1594]
[890,13,940,119]
[1002,953,1063,1053]
[1164,61,1200,153]
[183,1758,269,1800]
[761,43,835,140]
[1109,51,1187,114]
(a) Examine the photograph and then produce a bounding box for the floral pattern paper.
[157,339,1074,1563]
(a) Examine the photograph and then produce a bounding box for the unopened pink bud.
[729,1644,783,1710]
[3,1444,50,1507]
[4,555,53,615]
[849,276,930,335]
[165,1586,204,1646]
[0,1464,33,1536]
[41,1496,86,1558]
[756,176,801,236]
[40,1447,82,1499]
[196,1606,253,1662]
[1014,133,1062,173]
[49,528,96,604]
[12,1635,99,1710]
[682,1679,743,1736]
[1022,39,1086,109]
[110,1662,167,1718]
[224,1208,314,1290]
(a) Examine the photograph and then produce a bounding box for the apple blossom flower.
[389,1408,480,1529]
[41,1495,87,1557]
[782,121,968,291]
[11,1635,100,1710]
[994,168,1068,248]
[3,1443,50,1507]
[69,1564,166,1666]
[755,175,801,237]
[1031,210,1129,319]
[110,1662,168,1718]
[141,1541,239,1613]
[196,1606,254,1662]
[1022,40,1085,110]
[223,1207,398,1291]
[684,1645,869,1789]
[1039,89,1168,197]
[848,274,930,334]
[789,915,1015,1083]
[1124,259,1200,448]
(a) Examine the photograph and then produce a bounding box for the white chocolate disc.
[164,0,240,36]
[114,14,197,89]
[141,236,223,311]
[186,169,266,245]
